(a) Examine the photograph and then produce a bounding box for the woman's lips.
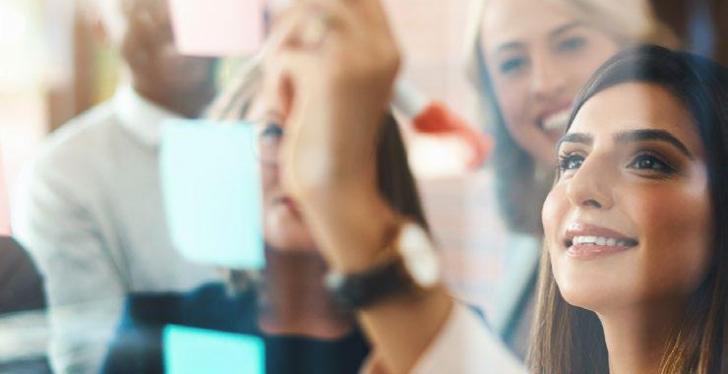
[563,222,639,260]
[539,107,572,143]
[275,196,301,217]
[542,109,571,132]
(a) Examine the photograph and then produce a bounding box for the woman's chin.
[264,214,317,252]
[266,239,319,253]
[556,277,636,313]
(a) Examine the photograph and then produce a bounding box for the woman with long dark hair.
[101,105,428,373]
[532,45,728,373]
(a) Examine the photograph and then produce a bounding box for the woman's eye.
[499,56,527,75]
[627,154,675,174]
[557,36,587,53]
[261,123,283,140]
[558,153,584,172]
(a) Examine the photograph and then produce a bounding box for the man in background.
[12,0,220,372]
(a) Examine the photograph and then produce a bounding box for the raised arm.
[262,1,522,372]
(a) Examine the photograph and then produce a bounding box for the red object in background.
[411,101,492,170]
[393,80,492,170]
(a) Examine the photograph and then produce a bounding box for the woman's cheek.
[493,79,528,130]
[542,185,568,253]
[623,184,713,294]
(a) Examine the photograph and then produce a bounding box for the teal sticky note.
[164,325,265,374]
[160,119,264,269]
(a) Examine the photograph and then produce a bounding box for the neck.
[598,300,686,374]
[257,248,354,339]
[132,80,215,119]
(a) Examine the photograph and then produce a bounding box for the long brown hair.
[375,112,429,229]
[530,45,728,373]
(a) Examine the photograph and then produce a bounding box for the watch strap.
[324,255,419,310]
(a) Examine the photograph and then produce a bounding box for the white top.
[411,304,526,373]
[12,86,220,374]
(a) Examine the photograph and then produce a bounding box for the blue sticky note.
[160,119,264,269]
[164,325,265,374]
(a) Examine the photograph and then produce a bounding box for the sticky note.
[160,120,264,269]
[168,0,265,56]
[164,325,265,374]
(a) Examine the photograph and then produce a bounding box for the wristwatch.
[324,221,440,310]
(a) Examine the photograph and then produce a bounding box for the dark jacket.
[102,283,369,374]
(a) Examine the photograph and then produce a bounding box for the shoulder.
[18,101,133,203]
[34,102,124,173]
[412,303,525,374]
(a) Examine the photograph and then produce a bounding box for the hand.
[261,0,403,272]
[265,0,401,201]
[262,9,455,371]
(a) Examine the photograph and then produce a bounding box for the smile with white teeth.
[570,236,636,247]
[542,109,571,131]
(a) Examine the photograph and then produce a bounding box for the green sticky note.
[164,325,265,374]
[160,120,264,269]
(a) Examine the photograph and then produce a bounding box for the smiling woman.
[534,45,728,374]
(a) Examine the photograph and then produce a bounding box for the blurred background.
[0,0,725,372]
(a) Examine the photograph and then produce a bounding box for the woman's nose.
[530,54,567,100]
[565,156,614,210]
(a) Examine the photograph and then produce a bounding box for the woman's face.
[481,0,620,165]
[542,82,713,312]
[247,94,318,252]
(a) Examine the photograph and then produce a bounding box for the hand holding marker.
[207,60,491,170]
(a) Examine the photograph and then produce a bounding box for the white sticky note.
[164,325,265,374]
[168,0,265,56]
[160,119,264,269]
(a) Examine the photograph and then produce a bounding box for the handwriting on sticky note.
[160,120,264,269]
[164,325,265,374]
[168,0,264,56]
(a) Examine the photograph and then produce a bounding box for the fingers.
[265,0,353,55]
[300,0,358,29]
[262,47,318,124]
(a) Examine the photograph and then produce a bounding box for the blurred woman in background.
[102,93,428,373]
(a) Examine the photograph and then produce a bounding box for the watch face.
[399,223,440,287]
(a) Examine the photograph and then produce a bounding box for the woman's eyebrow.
[556,132,593,151]
[495,41,525,55]
[248,109,283,122]
[262,109,283,121]
[550,21,582,39]
[614,129,694,159]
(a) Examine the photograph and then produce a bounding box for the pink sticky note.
[169,0,265,57]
